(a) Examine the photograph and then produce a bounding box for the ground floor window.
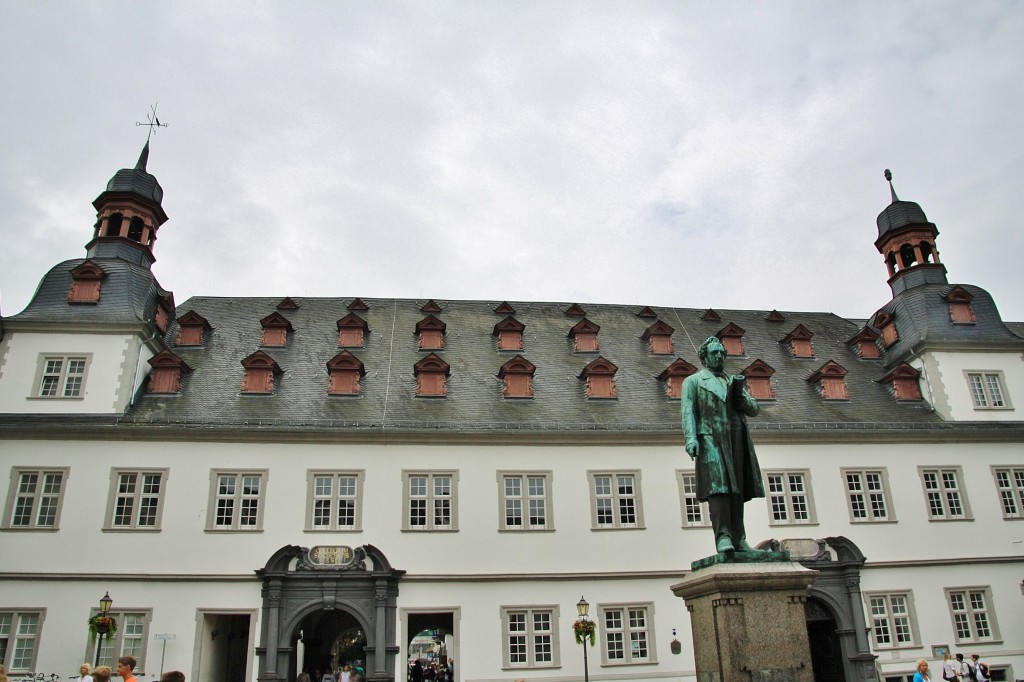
[0,610,43,672]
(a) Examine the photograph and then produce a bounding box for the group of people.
[408,658,453,682]
[0,657,184,682]
[914,652,990,682]
[298,662,364,682]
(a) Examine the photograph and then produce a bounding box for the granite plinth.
[691,549,790,571]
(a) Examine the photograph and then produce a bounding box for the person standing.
[942,652,959,681]
[956,654,970,681]
[77,663,94,682]
[116,656,138,682]
[971,654,989,682]
[914,659,931,682]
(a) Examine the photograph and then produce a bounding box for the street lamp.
[576,596,590,682]
[94,592,113,667]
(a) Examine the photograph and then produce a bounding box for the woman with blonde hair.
[915,658,931,682]
[0,663,8,682]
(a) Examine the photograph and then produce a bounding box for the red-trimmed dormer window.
[780,324,814,358]
[742,359,776,400]
[766,310,785,323]
[579,356,617,399]
[657,358,698,399]
[847,327,881,359]
[240,351,282,394]
[637,306,657,319]
[944,286,977,325]
[176,311,212,346]
[337,313,369,348]
[880,363,923,401]
[277,297,299,310]
[499,355,536,398]
[642,321,675,354]
[146,350,193,394]
[568,319,600,352]
[260,312,294,347]
[494,301,516,315]
[564,303,586,317]
[421,299,443,313]
[702,308,720,322]
[872,310,898,348]
[327,351,365,395]
[808,360,849,400]
[414,353,450,396]
[416,315,446,350]
[67,261,107,304]
[348,298,369,311]
[154,294,174,334]
[716,323,746,356]
[493,316,525,351]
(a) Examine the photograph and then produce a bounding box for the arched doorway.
[806,597,846,682]
[256,545,405,682]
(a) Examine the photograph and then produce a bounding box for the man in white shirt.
[970,654,989,682]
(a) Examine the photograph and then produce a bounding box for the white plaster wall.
[925,350,1024,422]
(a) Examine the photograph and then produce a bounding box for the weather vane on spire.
[136,102,169,143]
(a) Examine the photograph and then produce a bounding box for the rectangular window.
[920,467,971,521]
[106,470,167,530]
[765,471,816,525]
[993,467,1024,519]
[499,472,551,531]
[866,592,917,648]
[3,468,69,530]
[0,610,44,672]
[589,471,644,529]
[32,354,91,399]
[208,471,267,531]
[843,469,894,523]
[946,588,999,643]
[677,471,710,527]
[307,471,364,531]
[965,371,1011,410]
[88,610,150,671]
[600,603,655,665]
[403,471,458,531]
[501,606,559,668]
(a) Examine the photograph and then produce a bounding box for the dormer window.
[780,325,814,358]
[494,301,516,315]
[414,353,450,396]
[337,313,369,348]
[564,303,586,317]
[260,312,294,347]
[944,287,977,325]
[277,297,299,310]
[499,355,536,398]
[742,359,776,400]
[176,311,212,346]
[579,356,617,399]
[240,351,283,394]
[416,315,446,350]
[154,294,174,334]
[872,311,898,348]
[421,300,443,313]
[327,351,366,396]
[568,319,600,352]
[847,327,881,359]
[808,361,849,400]
[637,306,657,319]
[146,350,193,394]
[348,298,369,311]
[642,321,675,354]
[766,310,785,323]
[701,309,720,322]
[657,358,697,399]
[67,261,106,304]
[716,323,746,356]
[879,363,923,401]
[493,316,525,351]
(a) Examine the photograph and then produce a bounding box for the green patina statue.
[681,336,765,554]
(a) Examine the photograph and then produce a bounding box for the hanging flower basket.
[572,619,596,647]
[87,615,118,642]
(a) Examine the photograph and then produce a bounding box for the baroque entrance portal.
[256,545,405,682]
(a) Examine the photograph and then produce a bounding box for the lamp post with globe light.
[93,592,113,667]
[574,596,594,682]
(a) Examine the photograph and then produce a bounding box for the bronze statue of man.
[681,337,765,554]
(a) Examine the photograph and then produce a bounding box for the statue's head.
[698,337,727,369]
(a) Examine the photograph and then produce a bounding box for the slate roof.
[124,296,944,433]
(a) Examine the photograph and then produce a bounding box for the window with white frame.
[965,371,1011,410]
[499,472,551,531]
[946,588,999,643]
[208,471,267,531]
[589,471,643,529]
[88,610,150,671]
[106,470,167,530]
[403,471,457,531]
[866,592,917,648]
[32,354,90,398]
[501,606,559,668]
[843,469,895,523]
[919,468,971,520]
[3,468,69,530]
[0,610,44,672]
[600,603,655,665]
[765,471,816,525]
[993,467,1024,519]
[307,471,364,531]
[676,471,710,527]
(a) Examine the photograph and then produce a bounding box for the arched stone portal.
[256,545,405,682]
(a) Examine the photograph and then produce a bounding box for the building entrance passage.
[407,612,456,674]
[256,545,405,682]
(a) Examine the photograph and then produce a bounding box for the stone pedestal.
[672,561,818,682]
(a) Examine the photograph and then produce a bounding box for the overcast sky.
[2,1,1023,323]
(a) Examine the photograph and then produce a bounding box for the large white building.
[1,147,1022,682]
